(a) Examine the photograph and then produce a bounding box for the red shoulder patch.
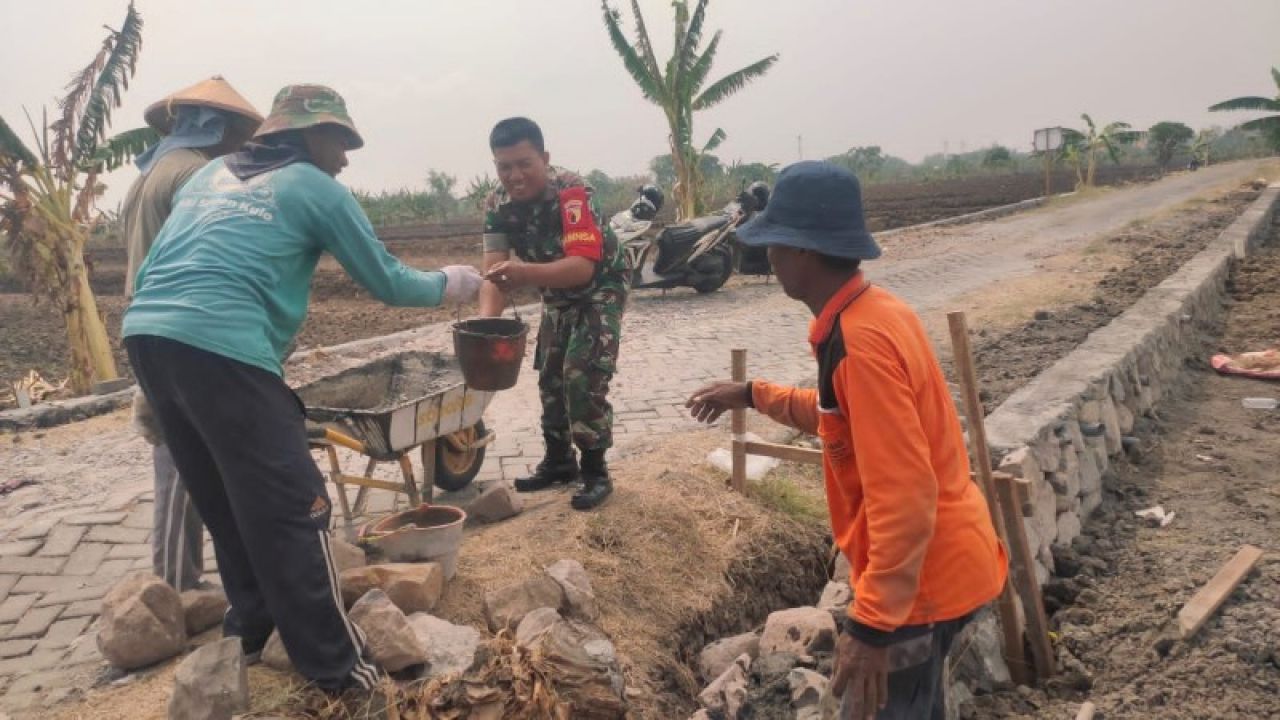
[558,186,603,262]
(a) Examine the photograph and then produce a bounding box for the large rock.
[817,581,853,622]
[1029,474,1059,555]
[997,446,1042,482]
[528,617,627,719]
[97,573,186,670]
[545,559,598,621]
[483,574,566,632]
[330,535,367,573]
[340,563,444,613]
[1099,396,1124,456]
[1055,511,1083,548]
[515,607,563,648]
[261,631,293,673]
[697,653,750,718]
[788,668,832,720]
[168,637,248,720]
[467,485,524,524]
[949,609,1012,693]
[832,551,851,582]
[181,586,229,636]
[349,589,428,672]
[409,613,482,679]
[759,607,836,659]
[698,631,760,682]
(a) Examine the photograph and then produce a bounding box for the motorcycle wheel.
[691,246,734,294]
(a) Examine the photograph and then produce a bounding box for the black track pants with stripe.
[125,335,380,691]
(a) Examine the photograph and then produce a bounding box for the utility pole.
[797,135,804,161]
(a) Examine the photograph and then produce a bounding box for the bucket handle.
[453,293,521,324]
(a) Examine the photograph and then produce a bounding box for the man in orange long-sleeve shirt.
[687,161,1007,720]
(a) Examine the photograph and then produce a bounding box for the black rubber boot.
[514,441,579,492]
[571,450,613,510]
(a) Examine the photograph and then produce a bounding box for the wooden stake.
[730,349,747,493]
[946,311,1036,683]
[1177,545,1264,639]
[1004,472,1056,679]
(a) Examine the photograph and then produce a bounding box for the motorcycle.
[608,181,772,294]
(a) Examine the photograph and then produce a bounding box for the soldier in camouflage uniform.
[480,117,628,510]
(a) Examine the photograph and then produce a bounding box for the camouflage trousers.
[535,288,626,452]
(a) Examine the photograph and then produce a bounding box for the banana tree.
[1191,129,1218,167]
[0,3,154,393]
[602,0,778,219]
[1062,115,1142,188]
[1209,67,1280,152]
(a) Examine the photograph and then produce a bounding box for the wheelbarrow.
[296,351,495,527]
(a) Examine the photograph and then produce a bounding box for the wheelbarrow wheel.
[434,420,487,492]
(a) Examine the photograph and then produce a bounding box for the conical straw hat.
[144,76,263,135]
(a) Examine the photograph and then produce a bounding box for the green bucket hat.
[254,84,364,149]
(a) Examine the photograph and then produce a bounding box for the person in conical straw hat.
[122,76,261,604]
[123,84,482,693]
[126,76,263,297]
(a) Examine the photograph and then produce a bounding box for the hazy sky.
[3,1,1277,207]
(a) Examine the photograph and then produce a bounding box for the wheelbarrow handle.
[305,423,366,454]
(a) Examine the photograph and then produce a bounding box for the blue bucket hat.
[737,161,881,260]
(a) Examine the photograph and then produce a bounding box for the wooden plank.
[1004,472,1056,680]
[730,349,748,493]
[1177,545,1264,639]
[947,311,1036,684]
[743,440,824,465]
[1075,701,1097,720]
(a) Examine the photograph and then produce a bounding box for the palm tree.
[1061,114,1142,188]
[0,3,154,393]
[1209,67,1280,152]
[601,0,778,219]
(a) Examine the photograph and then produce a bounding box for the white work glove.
[441,265,484,305]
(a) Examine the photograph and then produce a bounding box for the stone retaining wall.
[984,184,1280,585]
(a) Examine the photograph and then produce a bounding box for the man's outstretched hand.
[686,381,751,424]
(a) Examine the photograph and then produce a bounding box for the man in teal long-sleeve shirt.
[123,85,482,693]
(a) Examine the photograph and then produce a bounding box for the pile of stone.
[96,537,627,719]
[478,559,627,718]
[96,573,229,671]
[256,537,483,682]
[687,591,841,719]
[686,556,1011,720]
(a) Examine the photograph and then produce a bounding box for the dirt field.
[860,165,1162,232]
[0,167,1170,406]
[973,231,1280,719]
[950,183,1265,412]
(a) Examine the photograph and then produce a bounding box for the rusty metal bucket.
[359,504,466,579]
[452,317,528,391]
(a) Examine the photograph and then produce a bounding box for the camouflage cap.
[254,84,364,149]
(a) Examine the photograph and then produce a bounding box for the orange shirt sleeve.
[751,381,819,436]
[839,331,938,631]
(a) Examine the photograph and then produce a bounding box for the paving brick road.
[0,159,1265,716]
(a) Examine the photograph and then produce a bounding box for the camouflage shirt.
[483,167,628,306]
